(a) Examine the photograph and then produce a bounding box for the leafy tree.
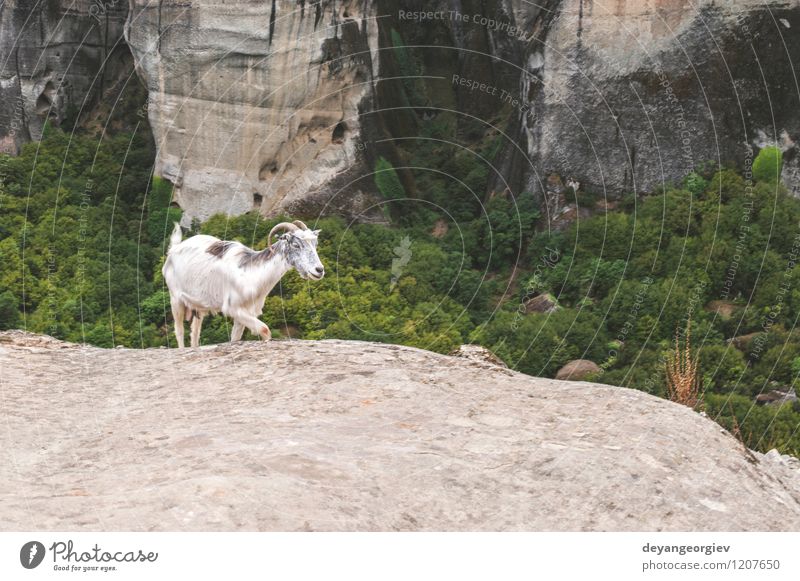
[0,290,21,330]
[752,146,783,183]
[684,171,707,197]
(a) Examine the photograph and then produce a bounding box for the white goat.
[162,220,324,348]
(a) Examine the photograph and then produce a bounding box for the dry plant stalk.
[665,322,701,408]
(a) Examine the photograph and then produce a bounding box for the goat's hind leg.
[170,300,186,348]
[190,312,205,348]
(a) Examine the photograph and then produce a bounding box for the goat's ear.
[313,229,321,236]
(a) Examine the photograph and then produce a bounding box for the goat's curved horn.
[268,222,299,246]
[292,220,309,230]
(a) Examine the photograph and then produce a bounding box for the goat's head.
[269,221,325,280]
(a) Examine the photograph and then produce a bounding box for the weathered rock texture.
[4,1,800,221]
[0,0,131,154]
[125,0,382,224]
[517,0,800,209]
[449,344,508,368]
[2,331,799,531]
[524,293,559,313]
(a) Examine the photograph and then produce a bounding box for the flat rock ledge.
[1,331,799,531]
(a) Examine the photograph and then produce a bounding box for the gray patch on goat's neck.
[238,246,277,268]
[206,240,235,258]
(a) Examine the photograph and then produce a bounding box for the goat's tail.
[167,222,182,253]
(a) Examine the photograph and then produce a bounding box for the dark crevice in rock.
[269,0,277,46]
[157,0,163,53]
[259,162,278,181]
[314,1,322,29]
[332,121,346,143]
[100,13,109,96]
[35,82,55,115]
[156,0,164,54]
[489,0,564,204]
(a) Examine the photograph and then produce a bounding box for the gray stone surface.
[519,0,800,201]
[0,0,130,153]
[449,344,508,368]
[524,293,559,314]
[125,0,382,224]
[5,1,800,221]
[1,331,800,531]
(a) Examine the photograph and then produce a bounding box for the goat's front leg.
[231,312,272,342]
[230,321,245,342]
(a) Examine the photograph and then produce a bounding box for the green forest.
[2,115,800,457]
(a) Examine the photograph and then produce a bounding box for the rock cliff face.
[125,0,382,224]
[521,0,800,214]
[0,0,130,154]
[3,0,800,222]
[2,331,800,531]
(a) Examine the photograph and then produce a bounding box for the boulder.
[706,300,742,320]
[555,359,602,381]
[761,448,800,472]
[449,344,507,368]
[755,389,798,407]
[524,293,559,313]
[730,332,763,351]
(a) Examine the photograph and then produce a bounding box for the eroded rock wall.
[0,0,130,154]
[125,0,381,224]
[519,0,800,209]
[4,0,800,223]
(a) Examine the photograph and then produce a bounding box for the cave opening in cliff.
[253,193,263,210]
[35,81,57,116]
[332,122,347,144]
[259,162,279,181]
[35,94,50,115]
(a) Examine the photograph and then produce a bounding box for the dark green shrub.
[374,157,406,201]
[684,172,707,197]
[0,290,21,330]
